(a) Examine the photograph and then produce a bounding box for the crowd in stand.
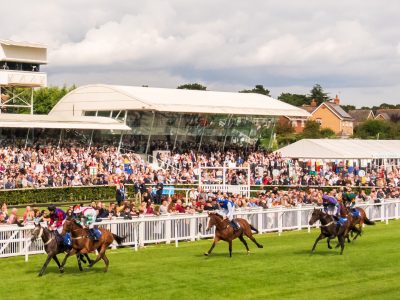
[1,139,400,190]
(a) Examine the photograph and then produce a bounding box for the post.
[145,111,156,155]
[222,114,232,150]
[278,208,283,236]
[173,115,182,150]
[297,205,302,230]
[24,128,30,149]
[197,126,206,152]
[58,129,63,148]
[165,216,171,244]
[117,133,124,153]
[87,129,94,150]
[30,88,34,115]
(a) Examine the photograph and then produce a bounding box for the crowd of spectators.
[1,138,399,191]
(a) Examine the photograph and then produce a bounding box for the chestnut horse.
[30,221,92,276]
[60,218,124,272]
[309,208,350,255]
[346,207,375,240]
[204,212,263,257]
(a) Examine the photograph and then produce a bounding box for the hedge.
[0,184,376,206]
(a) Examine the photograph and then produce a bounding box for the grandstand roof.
[49,84,310,118]
[0,113,130,130]
[277,139,400,159]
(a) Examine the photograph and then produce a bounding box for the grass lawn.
[1,220,399,300]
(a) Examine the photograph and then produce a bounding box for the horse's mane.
[209,212,224,220]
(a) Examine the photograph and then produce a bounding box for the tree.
[301,120,321,138]
[33,85,75,114]
[278,93,309,106]
[320,128,336,138]
[239,85,270,96]
[308,84,329,106]
[353,119,397,139]
[340,105,356,112]
[275,118,294,135]
[177,83,207,90]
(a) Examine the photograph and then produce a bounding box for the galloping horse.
[345,206,375,240]
[204,212,263,257]
[30,221,92,276]
[60,218,125,272]
[308,208,350,255]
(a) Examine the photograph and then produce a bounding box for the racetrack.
[1,220,399,300]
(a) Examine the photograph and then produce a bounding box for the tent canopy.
[49,84,310,118]
[277,139,400,159]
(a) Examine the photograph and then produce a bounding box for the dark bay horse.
[60,218,124,272]
[308,208,350,255]
[346,207,375,240]
[30,222,92,276]
[204,212,263,257]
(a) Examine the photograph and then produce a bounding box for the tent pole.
[24,128,30,149]
[145,111,155,155]
[117,133,124,153]
[173,115,182,151]
[58,129,63,148]
[88,129,94,150]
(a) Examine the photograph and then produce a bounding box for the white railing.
[1,198,399,261]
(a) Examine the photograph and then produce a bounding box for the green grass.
[1,220,400,300]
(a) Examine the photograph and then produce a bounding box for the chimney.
[333,95,340,105]
[310,99,317,107]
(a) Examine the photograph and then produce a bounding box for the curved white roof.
[0,113,130,130]
[277,139,400,159]
[49,84,310,118]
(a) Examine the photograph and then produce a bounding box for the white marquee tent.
[277,139,400,160]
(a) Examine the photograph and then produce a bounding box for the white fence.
[1,199,399,261]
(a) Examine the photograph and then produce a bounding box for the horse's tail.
[249,224,259,234]
[112,233,125,245]
[364,218,375,225]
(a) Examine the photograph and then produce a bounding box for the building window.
[316,118,322,125]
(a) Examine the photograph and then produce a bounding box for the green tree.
[301,120,321,138]
[353,119,396,139]
[276,118,294,135]
[239,85,270,96]
[308,84,329,106]
[320,128,336,138]
[177,83,207,90]
[340,105,356,112]
[34,85,75,114]
[278,93,309,106]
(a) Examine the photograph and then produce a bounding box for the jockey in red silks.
[48,204,70,245]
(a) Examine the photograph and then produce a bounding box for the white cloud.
[0,0,399,106]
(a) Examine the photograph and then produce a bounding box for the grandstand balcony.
[0,69,47,87]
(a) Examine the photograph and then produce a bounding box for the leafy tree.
[320,128,336,138]
[239,85,270,96]
[340,105,356,112]
[354,120,394,139]
[278,93,309,106]
[177,83,207,90]
[301,120,321,138]
[308,84,329,106]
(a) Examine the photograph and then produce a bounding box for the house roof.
[375,109,400,121]
[317,102,353,120]
[277,139,400,159]
[301,105,316,113]
[49,84,311,118]
[348,109,374,122]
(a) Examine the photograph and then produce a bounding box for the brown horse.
[345,207,375,240]
[60,218,125,272]
[204,212,263,257]
[309,208,350,255]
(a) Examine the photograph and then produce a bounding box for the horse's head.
[309,208,323,225]
[61,217,74,236]
[30,218,43,242]
[206,212,223,231]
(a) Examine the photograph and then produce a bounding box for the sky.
[2,0,400,107]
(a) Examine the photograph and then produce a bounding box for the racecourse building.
[49,84,310,153]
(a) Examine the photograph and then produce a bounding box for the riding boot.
[89,228,101,240]
[230,220,240,231]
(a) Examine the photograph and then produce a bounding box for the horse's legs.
[327,237,333,249]
[84,253,92,265]
[204,237,219,256]
[88,245,107,269]
[244,229,263,249]
[60,248,77,272]
[52,255,63,273]
[238,235,250,254]
[38,254,53,277]
[310,233,325,255]
[102,253,109,272]
[338,235,345,255]
[228,240,233,258]
[76,254,83,271]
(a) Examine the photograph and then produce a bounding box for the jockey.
[217,196,239,231]
[322,193,340,217]
[48,204,71,246]
[73,205,101,240]
[343,187,359,217]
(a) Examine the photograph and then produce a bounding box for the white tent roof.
[277,139,400,159]
[49,84,310,118]
[0,113,131,130]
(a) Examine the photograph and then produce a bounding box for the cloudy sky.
[2,0,400,107]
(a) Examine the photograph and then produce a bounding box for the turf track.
[1,220,399,300]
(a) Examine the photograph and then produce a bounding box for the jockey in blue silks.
[217,196,239,231]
